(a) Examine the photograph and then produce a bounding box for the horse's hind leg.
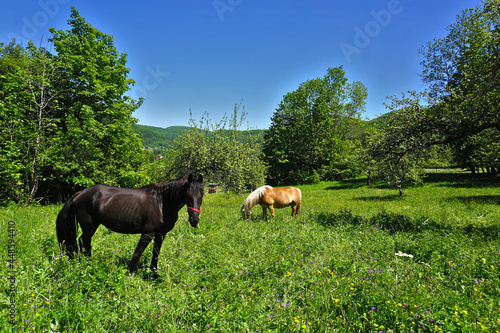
[79,222,98,257]
[128,232,155,272]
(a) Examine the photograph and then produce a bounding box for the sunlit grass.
[1,173,499,332]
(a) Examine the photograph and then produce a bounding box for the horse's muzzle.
[187,207,200,227]
[189,215,199,228]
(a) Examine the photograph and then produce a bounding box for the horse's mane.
[140,178,187,197]
[242,185,272,211]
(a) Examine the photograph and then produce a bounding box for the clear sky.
[2,0,482,129]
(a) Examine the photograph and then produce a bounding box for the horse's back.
[267,186,299,207]
[72,185,161,233]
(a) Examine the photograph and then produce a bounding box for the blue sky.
[2,0,482,129]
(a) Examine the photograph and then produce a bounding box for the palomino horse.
[241,185,301,220]
[56,175,204,274]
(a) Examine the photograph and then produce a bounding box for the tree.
[420,0,500,141]
[453,128,500,175]
[263,66,367,185]
[363,1,500,186]
[0,8,147,205]
[42,7,145,198]
[23,42,62,204]
[169,103,267,193]
[365,92,429,196]
[0,40,31,203]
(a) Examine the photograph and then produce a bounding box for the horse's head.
[186,174,204,227]
[241,204,251,219]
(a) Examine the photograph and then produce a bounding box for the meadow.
[1,171,499,332]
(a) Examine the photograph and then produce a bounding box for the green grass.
[1,173,499,332]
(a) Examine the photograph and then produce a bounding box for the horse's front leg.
[128,232,155,272]
[269,205,275,218]
[149,231,169,272]
[149,219,176,273]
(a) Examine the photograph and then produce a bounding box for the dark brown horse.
[56,174,204,273]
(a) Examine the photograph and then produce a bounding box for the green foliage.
[169,103,267,192]
[0,8,146,205]
[263,66,367,185]
[420,144,454,170]
[42,7,145,197]
[131,124,192,149]
[131,124,266,151]
[361,0,500,197]
[364,91,430,196]
[2,173,499,332]
[0,41,34,204]
[419,0,500,151]
[453,128,500,174]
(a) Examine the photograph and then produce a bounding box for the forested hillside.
[131,124,191,148]
[133,124,267,148]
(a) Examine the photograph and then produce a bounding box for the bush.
[169,105,267,192]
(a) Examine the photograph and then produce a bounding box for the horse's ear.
[197,174,203,183]
[188,174,193,183]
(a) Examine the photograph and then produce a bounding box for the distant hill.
[131,124,191,148]
[132,124,266,149]
[350,112,394,140]
[133,114,390,148]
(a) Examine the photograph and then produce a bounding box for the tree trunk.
[25,96,43,205]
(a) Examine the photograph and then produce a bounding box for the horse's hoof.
[145,268,161,280]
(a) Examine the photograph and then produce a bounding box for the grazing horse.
[56,174,204,273]
[241,185,301,220]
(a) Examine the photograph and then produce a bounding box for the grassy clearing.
[1,173,499,332]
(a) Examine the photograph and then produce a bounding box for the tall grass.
[1,173,499,332]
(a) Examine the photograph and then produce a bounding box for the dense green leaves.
[169,104,267,192]
[0,7,146,204]
[364,0,500,195]
[420,0,500,138]
[0,40,31,203]
[44,7,145,195]
[263,66,367,185]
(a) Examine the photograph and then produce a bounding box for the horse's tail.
[56,191,80,259]
[295,188,302,215]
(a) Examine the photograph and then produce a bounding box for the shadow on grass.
[324,172,499,191]
[324,178,368,190]
[116,255,164,281]
[353,195,403,202]
[424,172,500,188]
[314,209,500,240]
[447,195,500,205]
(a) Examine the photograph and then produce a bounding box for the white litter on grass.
[395,251,414,258]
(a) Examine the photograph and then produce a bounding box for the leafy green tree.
[358,126,380,185]
[263,66,367,185]
[420,0,500,141]
[453,128,500,174]
[367,1,500,183]
[365,92,429,196]
[420,145,453,171]
[23,42,62,204]
[0,40,31,203]
[0,40,59,204]
[169,103,267,192]
[42,7,145,198]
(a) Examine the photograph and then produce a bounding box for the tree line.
[1,2,499,205]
